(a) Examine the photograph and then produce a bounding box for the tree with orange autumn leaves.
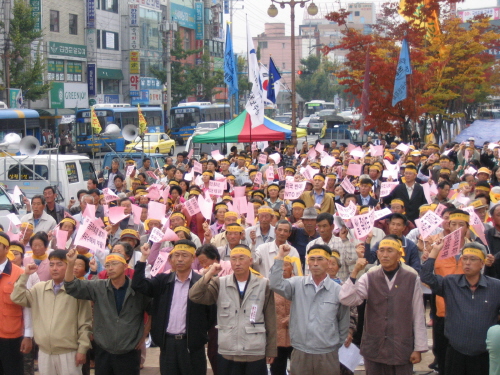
[324,1,500,142]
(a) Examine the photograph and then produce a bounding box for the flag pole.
[224,85,227,154]
[246,14,252,146]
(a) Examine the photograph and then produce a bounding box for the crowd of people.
[2,134,500,375]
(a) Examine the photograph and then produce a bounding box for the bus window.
[8,165,49,180]
[80,161,96,181]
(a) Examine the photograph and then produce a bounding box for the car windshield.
[318,110,335,116]
[275,116,290,122]
[133,135,159,143]
[197,123,219,129]
[299,117,310,125]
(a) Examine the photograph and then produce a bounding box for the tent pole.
[224,84,227,154]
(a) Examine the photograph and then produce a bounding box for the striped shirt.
[421,258,500,356]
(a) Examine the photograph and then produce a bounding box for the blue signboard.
[87,0,95,28]
[131,90,150,105]
[140,77,161,90]
[195,2,204,40]
[87,63,96,96]
[171,3,196,30]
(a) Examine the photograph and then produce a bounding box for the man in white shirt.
[246,206,276,251]
[253,220,302,277]
[20,195,56,234]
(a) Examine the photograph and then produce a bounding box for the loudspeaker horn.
[0,133,22,151]
[19,136,41,157]
[100,124,121,138]
[122,124,139,142]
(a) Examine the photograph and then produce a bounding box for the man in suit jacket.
[356,178,378,208]
[299,173,335,214]
[132,240,214,375]
[383,165,427,223]
[367,165,382,199]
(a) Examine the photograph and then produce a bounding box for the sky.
[226,0,498,55]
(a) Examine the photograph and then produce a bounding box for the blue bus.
[0,109,41,144]
[75,105,164,154]
[169,102,229,145]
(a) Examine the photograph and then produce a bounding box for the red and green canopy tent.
[192,110,307,143]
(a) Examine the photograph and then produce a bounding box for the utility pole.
[166,1,172,123]
[3,0,11,103]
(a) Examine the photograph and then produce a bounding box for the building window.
[50,10,59,32]
[282,62,286,69]
[101,31,119,50]
[100,0,118,13]
[48,59,64,81]
[100,79,120,94]
[258,41,268,49]
[184,30,191,51]
[69,14,78,35]
[354,11,360,16]
[67,61,82,82]
[282,43,286,49]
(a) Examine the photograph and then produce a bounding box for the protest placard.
[254,172,263,186]
[83,203,96,218]
[208,180,225,196]
[56,229,68,249]
[162,227,180,242]
[341,178,355,194]
[346,163,362,177]
[421,183,433,204]
[347,143,357,152]
[198,195,213,220]
[146,171,159,181]
[74,219,107,253]
[321,155,336,167]
[369,145,384,156]
[246,201,255,226]
[126,165,135,177]
[395,143,410,154]
[418,210,443,239]
[374,207,392,221]
[211,150,225,161]
[146,186,161,201]
[185,197,201,216]
[161,186,170,203]
[351,210,375,240]
[277,167,285,181]
[350,147,364,159]
[233,197,248,214]
[302,166,315,181]
[438,228,462,260]
[269,153,281,164]
[6,213,21,226]
[335,202,357,220]
[102,188,119,204]
[266,167,275,182]
[149,227,165,243]
[148,201,166,220]
[435,203,447,217]
[108,206,129,224]
[315,143,324,153]
[150,251,169,277]
[284,181,307,200]
[131,204,143,225]
[307,147,317,160]
[193,160,203,175]
[258,154,268,165]
[380,182,399,197]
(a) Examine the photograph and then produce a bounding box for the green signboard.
[48,42,87,59]
[9,89,20,109]
[30,0,42,33]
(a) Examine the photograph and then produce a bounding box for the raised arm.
[188,263,221,305]
[11,265,37,308]
[131,245,165,298]
[269,245,296,300]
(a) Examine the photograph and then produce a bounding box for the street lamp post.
[268,0,318,146]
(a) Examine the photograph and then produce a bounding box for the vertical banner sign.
[87,63,96,96]
[129,4,139,26]
[30,0,42,32]
[195,2,204,40]
[130,51,140,74]
[130,74,140,93]
[130,27,139,50]
[224,0,229,14]
[86,0,96,28]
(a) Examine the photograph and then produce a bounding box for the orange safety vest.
[0,261,24,338]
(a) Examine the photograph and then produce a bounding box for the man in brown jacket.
[189,244,277,375]
[299,173,335,214]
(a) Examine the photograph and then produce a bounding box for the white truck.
[0,154,96,207]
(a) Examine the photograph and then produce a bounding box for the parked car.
[274,115,292,125]
[124,133,175,155]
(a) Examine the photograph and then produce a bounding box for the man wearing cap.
[340,235,427,375]
[253,220,302,278]
[189,244,277,375]
[287,206,320,268]
[65,249,151,375]
[383,165,427,223]
[270,243,349,375]
[246,206,276,251]
[421,240,500,375]
[133,240,213,375]
[119,229,141,264]
[356,178,378,207]
[12,249,92,375]
[299,173,335,214]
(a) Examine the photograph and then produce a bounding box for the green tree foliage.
[3,0,50,101]
[295,55,343,102]
[192,52,224,101]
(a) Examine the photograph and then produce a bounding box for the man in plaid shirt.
[282,145,296,167]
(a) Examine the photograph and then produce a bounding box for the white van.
[0,155,96,206]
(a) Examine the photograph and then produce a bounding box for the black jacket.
[132,261,214,351]
[383,183,427,223]
[356,194,378,208]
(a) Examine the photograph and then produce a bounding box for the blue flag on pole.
[267,57,281,104]
[392,39,412,107]
[224,23,238,98]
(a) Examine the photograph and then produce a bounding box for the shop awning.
[0,109,40,119]
[97,68,124,80]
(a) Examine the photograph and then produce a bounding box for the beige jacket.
[11,274,92,355]
[189,272,277,360]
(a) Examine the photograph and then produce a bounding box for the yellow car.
[124,133,175,155]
